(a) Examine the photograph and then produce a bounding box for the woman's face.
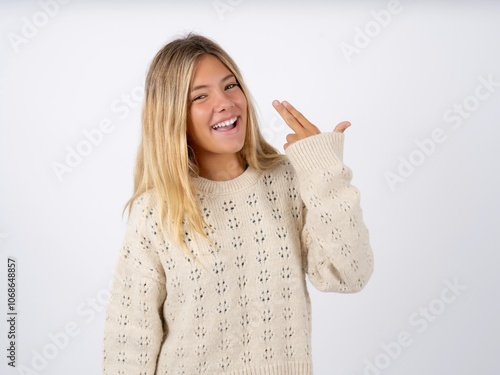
[187,54,247,161]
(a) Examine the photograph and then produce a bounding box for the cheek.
[190,105,212,125]
[236,94,248,113]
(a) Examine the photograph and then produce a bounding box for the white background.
[1,1,499,374]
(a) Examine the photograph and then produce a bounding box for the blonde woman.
[102,33,374,374]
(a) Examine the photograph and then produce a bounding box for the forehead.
[191,55,233,84]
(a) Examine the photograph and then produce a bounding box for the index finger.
[272,100,306,135]
[274,100,321,135]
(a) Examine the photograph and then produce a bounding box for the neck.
[196,154,247,181]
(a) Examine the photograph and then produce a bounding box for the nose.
[213,89,233,112]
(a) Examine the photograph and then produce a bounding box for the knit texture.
[102,131,374,374]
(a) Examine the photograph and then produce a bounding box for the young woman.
[102,33,374,375]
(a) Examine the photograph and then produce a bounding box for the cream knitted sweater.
[102,131,374,374]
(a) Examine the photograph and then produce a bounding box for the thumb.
[333,121,351,133]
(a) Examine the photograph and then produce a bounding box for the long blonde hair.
[125,33,286,258]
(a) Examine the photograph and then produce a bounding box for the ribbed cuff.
[285,132,344,180]
[223,361,312,375]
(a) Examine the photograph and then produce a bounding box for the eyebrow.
[190,74,235,93]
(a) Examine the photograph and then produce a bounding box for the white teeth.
[212,117,237,129]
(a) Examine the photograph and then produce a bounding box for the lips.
[211,116,238,130]
[210,116,239,134]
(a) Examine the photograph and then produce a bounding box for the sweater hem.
[207,360,312,375]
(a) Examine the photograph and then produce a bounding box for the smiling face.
[187,54,247,169]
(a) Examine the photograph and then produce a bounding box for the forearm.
[286,131,374,292]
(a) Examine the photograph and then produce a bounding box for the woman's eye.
[225,83,239,90]
[192,95,206,102]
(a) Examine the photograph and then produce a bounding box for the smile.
[211,116,238,130]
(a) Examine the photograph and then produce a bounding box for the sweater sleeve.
[102,193,167,374]
[285,131,374,293]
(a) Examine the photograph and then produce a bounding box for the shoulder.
[264,156,298,182]
[128,189,159,221]
[121,190,166,282]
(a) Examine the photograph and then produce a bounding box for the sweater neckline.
[190,165,261,195]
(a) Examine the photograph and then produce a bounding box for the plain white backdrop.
[1,1,499,374]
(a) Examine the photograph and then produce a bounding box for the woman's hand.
[272,100,351,150]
